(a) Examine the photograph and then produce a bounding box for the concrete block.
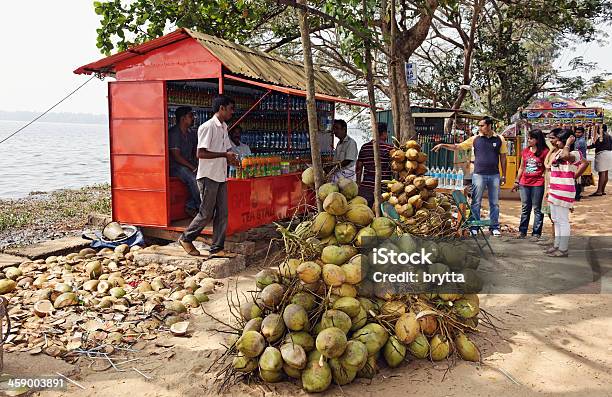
[4,237,91,260]
[200,255,246,279]
[0,253,27,269]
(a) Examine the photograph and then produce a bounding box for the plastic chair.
[451,190,494,255]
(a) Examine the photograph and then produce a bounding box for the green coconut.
[261,283,285,308]
[240,301,263,321]
[284,332,316,352]
[339,340,368,371]
[291,291,317,311]
[321,245,355,265]
[318,182,340,202]
[0,279,17,294]
[243,317,263,333]
[331,283,357,298]
[345,205,375,226]
[322,264,346,287]
[283,304,309,331]
[4,267,22,280]
[320,234,338,246]
[236,331,265,358]
[461,268,484,293]
[86,261,102,279]
[321,309,352,334]
[301,167,316,187]
[408,334,430,359]
[348,196,368,207]
[323,192,349,216]
[233,354,258,373]
[296,261,321,284]
[259,369,283,383]
[430,334,450,361]
[455,333,480,362]
[280,343,307,370]
[453,298,480,319]
[396,234,418,253]
[418,315,438,336]
[279,258,301,278]
[355,227,377,247]
[350,307,368,331]
[283,363,303,379]
[334,222,357,244]
[259,346,283,372]
[381,301,407,318]
[255,268,279,290]
[330,297,358,318]
[311,212,337,238]
[329,358,357,385]
[341,255,366,285]
[356,354,378,379]
[352,323,389,355]
[301,359,332,392]
[370,217,396,238]
[439,242,468,270]
[395,312,420,344]
[54,292,78,309]
[261,313,286,343]
[316,327,347,358]
[337,177,359,200]
[383,335,407,368]
[357,297,376,313]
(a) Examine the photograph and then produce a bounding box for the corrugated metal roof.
[75,29,351,99]
[184,29,350,98]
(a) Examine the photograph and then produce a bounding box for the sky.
[0,2,611,117]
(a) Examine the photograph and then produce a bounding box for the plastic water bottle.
[450,168,457,190]
[456,168,464,189]
[444,167,451,189]
[433,166,440,182]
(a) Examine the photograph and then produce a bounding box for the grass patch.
[0,211,34,232]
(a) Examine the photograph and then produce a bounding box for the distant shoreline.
[0,110,107,125]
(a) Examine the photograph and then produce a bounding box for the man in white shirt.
[332,119,358,181]
[229,125,252,158]
[179,95,239,257]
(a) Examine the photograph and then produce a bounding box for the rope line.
[0,75,98,145]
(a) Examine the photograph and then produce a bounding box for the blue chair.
[451,190,494,255]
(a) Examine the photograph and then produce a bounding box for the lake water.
[0,120,110,199]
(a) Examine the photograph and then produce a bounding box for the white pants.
[550,204,570,251]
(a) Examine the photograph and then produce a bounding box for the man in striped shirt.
[355,122,395,208]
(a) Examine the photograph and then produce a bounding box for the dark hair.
[528,129,546,156]
[482,116,493,126]
[174,106,192,123]
[333,119,347,131]
[212,95,235,113]
[229,125,242,134]
[575,126,585,134]
[551,127,575,151]
[377,122,388,134]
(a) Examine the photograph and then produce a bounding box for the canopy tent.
[519,94,604,126]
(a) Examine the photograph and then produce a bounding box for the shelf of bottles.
[167,82,334,180]
[416,133,458,170]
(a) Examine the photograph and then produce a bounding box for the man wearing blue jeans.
[433,116,507,236]
[169,106,200,218]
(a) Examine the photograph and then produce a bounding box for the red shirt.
[519,147,549,186]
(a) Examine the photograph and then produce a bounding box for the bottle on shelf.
[456,168,464,190]
[449,168,457,190]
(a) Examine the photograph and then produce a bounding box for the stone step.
[3,236,91,260]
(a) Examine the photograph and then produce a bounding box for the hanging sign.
[405,62,418,86]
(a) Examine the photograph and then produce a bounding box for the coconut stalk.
[298,0,324,211]
[363,0,382,217]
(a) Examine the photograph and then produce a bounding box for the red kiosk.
[75,29,366,236]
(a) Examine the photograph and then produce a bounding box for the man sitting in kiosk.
[169,106,200,218]
[229,125,252,158]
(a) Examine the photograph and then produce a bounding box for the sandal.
[547,250,568,257]
[589,192,603,197]
[545,246,558,254]
[178,239,201,256]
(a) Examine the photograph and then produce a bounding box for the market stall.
[506,94,605,188]
[75,28,367,235]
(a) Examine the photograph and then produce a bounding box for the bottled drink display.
[167,81,335,179]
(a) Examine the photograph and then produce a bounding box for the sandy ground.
[3,184,611,397]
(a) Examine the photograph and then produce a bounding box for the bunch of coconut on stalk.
[209,176,491,393]
[384,140,455,237]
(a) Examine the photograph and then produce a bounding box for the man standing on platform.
[332,119,358,181]
[178,96,239,257]
[168,106,200,218]
[355,122,394,208]
[433,116,507,236]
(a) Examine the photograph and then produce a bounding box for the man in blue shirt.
[169,106,200,218]
[574,126,587,201]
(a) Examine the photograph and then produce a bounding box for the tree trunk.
[388,0,402,145]
[297,0,324,211]
[395,59,415,141]
[363,0,381,216]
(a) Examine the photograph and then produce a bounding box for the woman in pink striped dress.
[545,128,582,257]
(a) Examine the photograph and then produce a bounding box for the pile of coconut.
[211,177,488,393]
[0,245,216,358]
[383,140,455,236]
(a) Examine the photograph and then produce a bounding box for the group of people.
[433,118,611,257]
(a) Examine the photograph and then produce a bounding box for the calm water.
[0,120,109,199]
